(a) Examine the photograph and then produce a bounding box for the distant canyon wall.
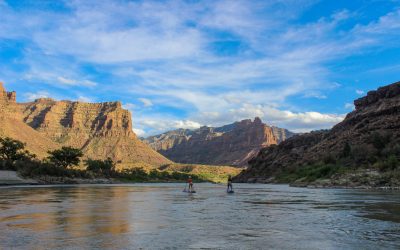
[145,118,295,167]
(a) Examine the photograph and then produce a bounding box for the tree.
[371,132,390,154]
[85,158,115,175]
[0,137,35,161]
[387,155,399,170]
[48,147,83,168]
[342,142,351,158]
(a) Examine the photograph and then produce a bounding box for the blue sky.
[1,0,400,136]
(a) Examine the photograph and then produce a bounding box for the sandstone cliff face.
[0,83,16,103]
[145,129,193,151]
[0,83,170,165]
[234,81,400,182]
[0,82,59,158]
[145,118,295,167]
[21,99,134,145]
[271,126,296,143]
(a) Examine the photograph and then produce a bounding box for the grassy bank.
[157,163,241,183]
[0,137,240,184]
[1,161,240,184]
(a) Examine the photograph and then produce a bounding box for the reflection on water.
[0,184,399,249]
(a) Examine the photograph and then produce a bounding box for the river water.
[0,183,399,249]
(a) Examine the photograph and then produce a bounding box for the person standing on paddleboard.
[188,176,194,192]
[227,175,233,192]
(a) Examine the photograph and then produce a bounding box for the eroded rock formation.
[145,117,294,167]
[0,82,170,165]
[234,81,400,183]
[0,82,59,158]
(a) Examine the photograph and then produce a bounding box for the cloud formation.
[0,0,399,136]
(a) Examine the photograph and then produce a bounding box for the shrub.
[120,167,149,181]
[276,163,345,183]
[48,147,83,168]
[85,158,115,176]
[0,159,16,170]
[370,132,391,154]
[323,154,337,164]
[342,142,351,158]
[0,137,35,162]
[351,144,376,164]
[376,155,399,172]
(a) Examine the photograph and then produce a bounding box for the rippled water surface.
[1,183,400,249]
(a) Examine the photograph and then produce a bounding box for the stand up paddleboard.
[183,188,196,193]
[183,190,196,193]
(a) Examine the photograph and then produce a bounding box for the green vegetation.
[157,163,241,183]
[85,158,115,176]
[48,146,84,168]
[0,136,236,183]
[276,164,346,183]
[115,167,204,182]
[0,138,89,179]
[0,137,35,162]
[276,133,400,185]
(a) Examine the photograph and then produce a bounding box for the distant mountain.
[0,82,170,166]
[234,81,400,187]
[144,118,295,167]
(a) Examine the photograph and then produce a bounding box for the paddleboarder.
[227,175,233,193]
[187,176,194,192]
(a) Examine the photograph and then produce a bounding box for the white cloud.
[22,70,97,88]
[23,91,50,101]
[356,89,365,95]
[136,102,345,136]
[173,120,202,130]
[303,91,327,99]
[138,98,153,107]
[133,128,146,137]
[57,77,97,87]
[77,95,94,103]
[30,1,205,63]
[1,1,400,135]
[134,117,202,136]
[344,103,354,110]
[221,103,345,132]
[123,103,136,110]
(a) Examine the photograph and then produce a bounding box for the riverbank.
[238,168,400,190]
[0,170,38,185]
[0,170,119,186]
[0,170,218,186]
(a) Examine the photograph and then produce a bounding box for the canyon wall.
[145,118,295,167]
[0,82,59,158]
[234,81,400,183]
[0,82,170,165]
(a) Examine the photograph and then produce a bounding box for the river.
[0,183,399,249]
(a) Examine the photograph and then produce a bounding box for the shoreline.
[0,170,217,186]
[233,180,400,190]
[2,170,398,190]
[1,179,399,190]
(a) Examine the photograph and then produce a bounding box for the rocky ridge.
[0,82,170,166]
[145,118,295,167]
[234,81,400,186]
[0,82,59,158]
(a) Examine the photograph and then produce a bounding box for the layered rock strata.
[234,81,400,182]
[145,118,295,167]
